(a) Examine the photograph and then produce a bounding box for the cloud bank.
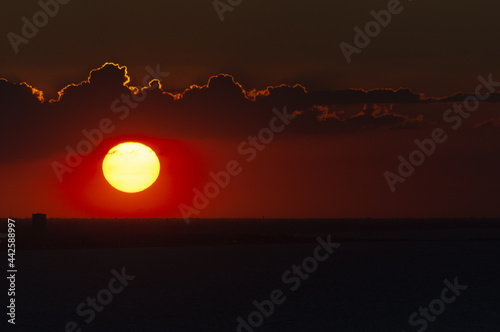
[1,63,499,163]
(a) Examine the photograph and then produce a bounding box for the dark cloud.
[349,104,425,129]
[474,117,500,129]
[436,92,500,103]
[1,63,492,163]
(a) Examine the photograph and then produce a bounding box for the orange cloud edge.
[0,62,446,105]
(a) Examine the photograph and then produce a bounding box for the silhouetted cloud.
[0,63,496,163]
[474,117,500,129]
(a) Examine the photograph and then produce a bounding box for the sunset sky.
[1,0,500,218]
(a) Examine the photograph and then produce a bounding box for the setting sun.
[102,142,160,193]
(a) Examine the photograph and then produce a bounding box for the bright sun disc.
[102,142,160,193]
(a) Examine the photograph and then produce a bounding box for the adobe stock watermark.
[51,65,169,182]
[178,106,296,224]
[384,74,500,192]
[64,267,135,332]
[236,235,340,331]
[402,277,467,332]
[7,0,72,54]
[213,0,243,22]
[339,0,410,64]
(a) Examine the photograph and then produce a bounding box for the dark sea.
[10,239,500,331]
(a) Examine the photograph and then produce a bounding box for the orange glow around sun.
[102,142,160,193]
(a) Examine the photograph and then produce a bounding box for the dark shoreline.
[5,217,500,250]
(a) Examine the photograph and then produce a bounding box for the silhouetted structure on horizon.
[32,213,46,232]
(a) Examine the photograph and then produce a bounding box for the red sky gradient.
[1,63,500,218]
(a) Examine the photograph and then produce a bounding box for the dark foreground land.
[2,218,500,331]
[8,217,500,249]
